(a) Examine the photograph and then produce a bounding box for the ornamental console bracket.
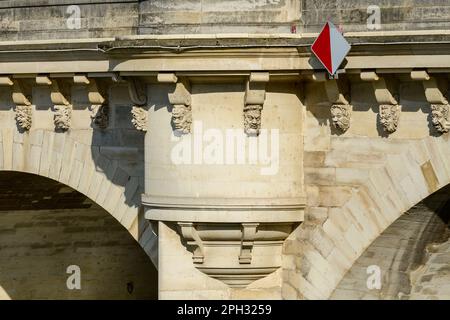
[239,223,259,264]
[411,70,450,133]
[361,71,401,133]
[143,195,305,288]
[74,75,109,130]
[323,76,352,132]
[127,77,148,132]
[158,73,192,134]
[177,222,205,264]
[0,77,33,131]
[244,72,269,136]
[177,222,262,266]
[39,77,72,131]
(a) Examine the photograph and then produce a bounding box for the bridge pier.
[142,76,305,298]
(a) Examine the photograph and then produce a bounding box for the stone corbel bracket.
[411,70,450,133]
[177,222,204,264]
[0,77,32,131]
[74,75,109,130]
[126,77,148,132]
[323,76,352,132]
[158,73,192,135]
[37,76,72,131]
[244,72,269,136]
[239,223,259,264]
[361,71,401,133]
[178,222,261,266]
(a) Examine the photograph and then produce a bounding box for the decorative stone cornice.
[244,72,269,136]
[158,73,192,135]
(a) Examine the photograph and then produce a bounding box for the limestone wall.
[0,81,157,267]
[282,76,450,299]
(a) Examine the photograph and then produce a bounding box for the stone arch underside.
[0,171,158,299]
[284,133,450,299]
[0,127,157,267]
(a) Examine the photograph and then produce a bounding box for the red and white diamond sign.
[311,21,351,75]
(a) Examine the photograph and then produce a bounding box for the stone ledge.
[143,195,305,223]
[0,31,450,52]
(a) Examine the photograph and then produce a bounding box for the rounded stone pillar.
[143,75,305,287]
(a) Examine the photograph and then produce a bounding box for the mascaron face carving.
[90,105,109,130]
[244,105,262,136]
[15,105,32,131]
[431,104,450,133]
[171,104,191,134]
[380,104,400,133]
[54,104,72,131]
[131,106,148,132]
[330,104,351,132]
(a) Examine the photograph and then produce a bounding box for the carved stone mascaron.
[431,104,450,133]
[330,104,351,132]
[380,104,401,133]
[243,104,263,136]
[171,104,192,134]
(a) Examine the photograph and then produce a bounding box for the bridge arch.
[288,133,450,299]
[331,184,450,299]
[283,77,450,299]
[0,170,157,299]
[0,127,157,266]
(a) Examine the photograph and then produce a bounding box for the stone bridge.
[0,0,450,300]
